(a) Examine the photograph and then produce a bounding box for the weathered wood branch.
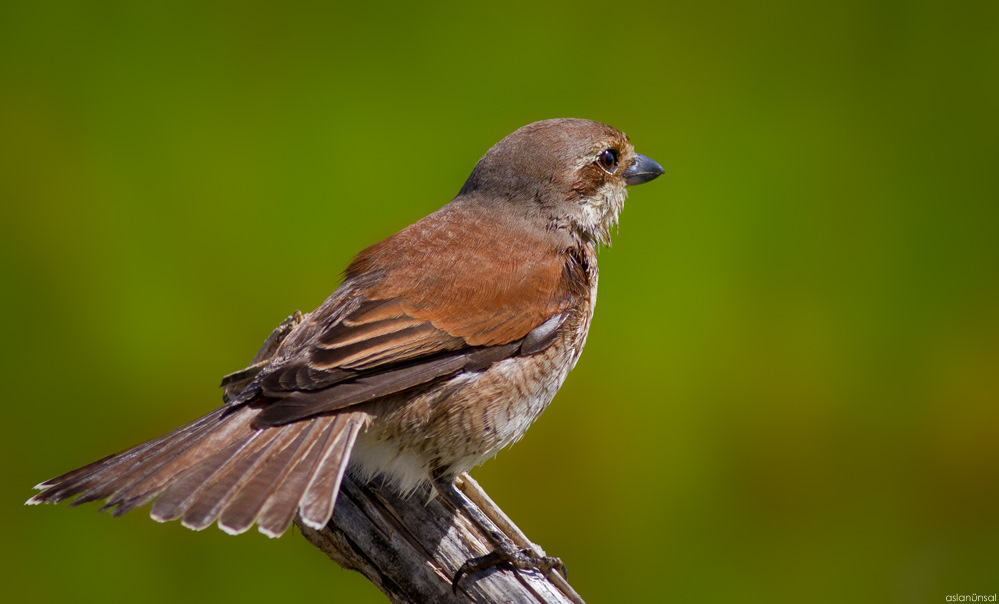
[296,472,584,604]
[228,313,585,604]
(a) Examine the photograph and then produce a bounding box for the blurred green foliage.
[2,1,997,603]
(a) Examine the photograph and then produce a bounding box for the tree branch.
[296,473,584,604]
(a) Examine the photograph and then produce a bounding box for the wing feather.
[252,205,590,428]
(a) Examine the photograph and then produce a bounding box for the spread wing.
[250,206,590,427]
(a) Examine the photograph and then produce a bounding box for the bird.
[27,118,664,543]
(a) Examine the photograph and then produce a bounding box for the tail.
[27,406,366,538]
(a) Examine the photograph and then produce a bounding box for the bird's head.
[458,118,664,245]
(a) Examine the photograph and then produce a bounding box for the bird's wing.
[252,208,590,427]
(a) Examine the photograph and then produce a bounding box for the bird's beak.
[623,154,665,186]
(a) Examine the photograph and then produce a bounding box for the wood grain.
[296,472,584,604]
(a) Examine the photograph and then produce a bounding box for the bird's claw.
[452,546,566,594]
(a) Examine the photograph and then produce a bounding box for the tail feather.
[149,425,264,523]
[31,408,226,504]
[298,414,363,530]
[33,454,117,491]
[178,429,287,531]
[28,406,368,538]
[93,407,255,514]
[256,416,340,538]
[217,424,319,535]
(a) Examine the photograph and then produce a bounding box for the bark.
[296,473,584,604]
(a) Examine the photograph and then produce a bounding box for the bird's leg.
[435,475,567,594]
[453,473,548,555]
[452,548,566,595]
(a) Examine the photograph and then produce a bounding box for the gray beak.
[623,154,664,186]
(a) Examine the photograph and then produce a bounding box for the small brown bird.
[28,118,663,542]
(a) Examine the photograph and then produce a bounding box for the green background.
[3,1,997,603]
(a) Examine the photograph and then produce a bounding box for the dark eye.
[597,148,619,174]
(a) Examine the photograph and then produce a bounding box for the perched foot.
[433,477,568,594]
[452,544,567,594]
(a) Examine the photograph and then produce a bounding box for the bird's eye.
[597,148,619,174]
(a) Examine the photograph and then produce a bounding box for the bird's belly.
[348,310,590,496]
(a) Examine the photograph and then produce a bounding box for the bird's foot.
[435,476,567,594]
[452,543,566,594]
